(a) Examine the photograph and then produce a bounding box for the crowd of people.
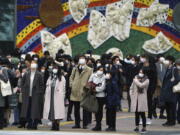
[0,49,179,133]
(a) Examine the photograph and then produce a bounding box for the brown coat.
[130,77,149,112]
[20,71,44,119]
[70,65,93,101]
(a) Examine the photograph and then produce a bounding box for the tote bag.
[80,90,99,113]
[0,80,12,97]
[173,82,180,93]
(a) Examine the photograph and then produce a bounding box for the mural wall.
[16,0,180,57]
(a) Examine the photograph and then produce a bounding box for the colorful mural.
[17,0,180,57]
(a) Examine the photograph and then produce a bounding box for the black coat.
[20,71,44,119]
[160,66,179,103]
[105,78,120,108]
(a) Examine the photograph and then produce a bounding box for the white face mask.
[116,61,120,65]
[53,69,58,74]
[34,58,38,61]
[79,59,86,65]
[131,60,136,65]
[41,69,45,73]
[49,66,53,69]
[105,64,109,68]
[97,70,103,76]
[140,58,146,63]
[97,63,101,67]
[31,63,37,69]
[139,73,144,78]
[159,57,165,63]
[163,60,170,66]
[105,74,110,79]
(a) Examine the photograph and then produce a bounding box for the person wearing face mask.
[121,56,142,112]
[175,59,180,124]
[141,55,157,125]
[69,55,93,129]
[152,55,167,119]
[20,61,44,130]
[111,56,123,112]
[105,71,120,131]
[43,64,66,131]
[160,56,179,126]
[130,69,149,133]
[88,66,106,131]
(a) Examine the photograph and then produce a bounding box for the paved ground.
[1,93,180,135]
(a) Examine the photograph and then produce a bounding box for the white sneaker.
[47,122,52,126]
[146,119,152,125]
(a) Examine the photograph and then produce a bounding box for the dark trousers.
[22,97,38,128]
[152,97,165,116]
[0,107,4,128]
[83,109,91,127]
[147,92,153,119]
[106,107,116,128]
[176,94,180,122]
[165,102,176,124]
[72,101,80,126]
[135,112,146,127]
[95,97,105,128]
[67,100,73,118]
[127,86,131,111]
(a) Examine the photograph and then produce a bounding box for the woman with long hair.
[43,63,66,131]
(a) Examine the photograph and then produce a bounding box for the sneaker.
[146,119,152,125]
[141,128,147,133]
[47,122,52,126]
[134,128,139,132]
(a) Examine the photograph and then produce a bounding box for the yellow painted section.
[16,19,42,45]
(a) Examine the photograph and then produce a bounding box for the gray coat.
[20,71,44,119]
[156,62,167,84]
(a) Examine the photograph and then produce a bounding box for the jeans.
[13,107,19,123]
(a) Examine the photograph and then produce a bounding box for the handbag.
[0,80,12,97]
[8,93,18,108]
[173,82,180,93]
[85,82,97,91]
[80,90,99,113]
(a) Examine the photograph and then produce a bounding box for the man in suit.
[160,56,179,126]
[153,55,167,119]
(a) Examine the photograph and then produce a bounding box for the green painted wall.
[70,30,180,58]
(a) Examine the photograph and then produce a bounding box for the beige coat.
[70,65,93,101]
[43,76,66,120]
[130,77,149,112]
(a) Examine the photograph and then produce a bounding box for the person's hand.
[0,70,2,75]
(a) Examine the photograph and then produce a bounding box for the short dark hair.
[166,55,175,63]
